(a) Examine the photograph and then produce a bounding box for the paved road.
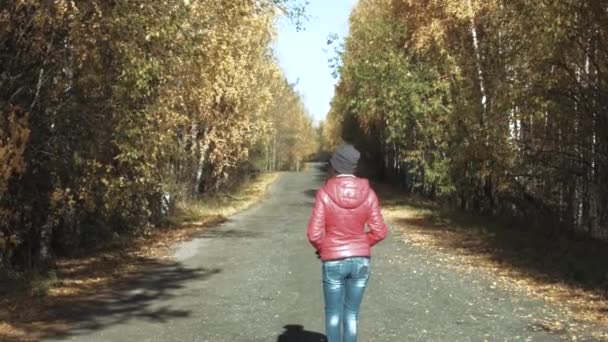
[49,165,574,341]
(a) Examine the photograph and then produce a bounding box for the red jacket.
[307,175,387,261]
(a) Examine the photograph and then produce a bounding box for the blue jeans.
[322,257,370,342]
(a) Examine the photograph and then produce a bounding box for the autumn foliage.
[0,0,315,268]
[327,0,608,239]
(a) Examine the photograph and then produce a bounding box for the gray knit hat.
[330,144,360,175]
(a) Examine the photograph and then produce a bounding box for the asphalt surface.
[48,165,578,341]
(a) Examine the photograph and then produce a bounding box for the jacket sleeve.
[366,189,387,247]
[306,189,326,251]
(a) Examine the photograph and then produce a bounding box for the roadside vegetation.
[324,0,608,239]
[0,172,279,341]
[1,1,314,275]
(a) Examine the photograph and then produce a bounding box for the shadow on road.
[277,324,326,342]
[394,212,608,297]
[384,187,608,323]
[2,257,221,342]
[48,263,221,340]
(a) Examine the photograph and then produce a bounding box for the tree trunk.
[467,0,487,124]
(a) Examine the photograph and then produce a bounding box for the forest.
[0,0,316,269]
[2,0,607,272]
[2,1,607,339]
[324,0,608,240]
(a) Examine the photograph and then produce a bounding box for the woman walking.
[307,144,388,342]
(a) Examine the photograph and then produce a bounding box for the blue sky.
[274,0,358,124]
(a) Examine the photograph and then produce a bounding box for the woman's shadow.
[277,324,327,342]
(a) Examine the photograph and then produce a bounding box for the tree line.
[0,0,315,269]
[325,0,607,239]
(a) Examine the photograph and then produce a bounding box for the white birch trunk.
[467,0,487,118]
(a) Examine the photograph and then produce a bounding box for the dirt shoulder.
[0,173,280,342]
[377,185,608,340]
